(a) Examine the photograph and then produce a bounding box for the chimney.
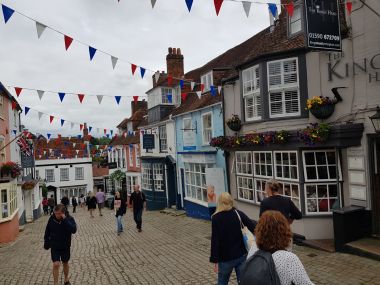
[166,47,184,78]
[83,123,89,140]
[131,99,148,115]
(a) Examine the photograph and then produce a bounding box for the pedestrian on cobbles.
[61,196,70,208]
[244,210,314,285]
[48,195,55,215]
[42,197,49,215]
[43,204,77,285]
[129,184,146,232]
[95,188,106,217]
[210,192,256,285]
[86,191,97,218]
[114,191,127,235]
[79,194,84,207]
[71,197,78,213]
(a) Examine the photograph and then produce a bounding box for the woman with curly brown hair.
[247,210,314,285]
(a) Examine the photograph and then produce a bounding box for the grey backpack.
[240,250,281,285]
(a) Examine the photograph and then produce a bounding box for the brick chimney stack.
[131,99,147,115]
[166,47,184,78]
[83,123,89,140]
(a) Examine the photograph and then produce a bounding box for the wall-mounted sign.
[305,0,341,51]
[108,162,117,169]
[143,134,155,150]
[183,118,196,151]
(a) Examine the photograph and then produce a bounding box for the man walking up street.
[44,204,77,285]
[48,195,55,215]
[95,188,105,216]
[129,185,146,232]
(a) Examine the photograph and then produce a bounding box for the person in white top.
[247,210,314,285]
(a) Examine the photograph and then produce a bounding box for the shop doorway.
[369,137,380,236]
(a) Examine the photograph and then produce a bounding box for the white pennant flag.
[151,0,157,8]
[76,150,79,154]
[43,150,46,155]
[196,91,202,99]
[68,136,71,140]
[73,143,76,148]
[154,71,160,83]
[71,122,74,129]
[36,22,47,39]
[96,145,99,150]
[97,95,103,104]
[191,82,195,90]
[242,1,251,17]
[38,112,43,120]
[39,155,42,159]
[218,86,222,94]
[111,56,118,69]
[60,154,63,157]
[49,149,53,153]
[37,90,44,100]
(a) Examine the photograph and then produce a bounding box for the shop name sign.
[305,0,341,51]
[328,52,380,83]
[142,134,155,150]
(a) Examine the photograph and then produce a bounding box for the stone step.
[344,238,380,261]
[301,239,335,253]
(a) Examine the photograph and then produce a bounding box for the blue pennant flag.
[2,4,14,24]
[24,106,30,115]
[60,119,65,127]
[167,94,172,103]
[268,3,277,17]
[106,134,110,138]
[115,96,121,105]
[89,46,97,61]
[210,85,216,97]
[89,126,92,133]
[47,133,51,139]
[12,129,17,135]
[58,92,65,102]
[179,80,184,89]
[185,0,193,12]
[110,130,114,136]
[140,67,146,78]
[64,142,68,146]
[77,135,82,139]
[129,144,133,149]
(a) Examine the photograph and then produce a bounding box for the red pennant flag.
[131,64,137,75]
[133,96,139,103]
[64,35,73,50]
[181,93,188,101]
[80,124,84,131]
[50,115,54,124]
[214,0,223,16]
[78,94,85,103]
[104,129,107,134]
[14,87,22,97]
[201,84,205,93]
[286,2,294,17]
[11,101,17,110]
[168,75,173,86]
[346,2,352,15]
[88,134,92,140]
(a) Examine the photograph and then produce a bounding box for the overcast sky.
[0,0,279,138]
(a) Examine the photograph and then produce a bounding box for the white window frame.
[126,176,132,194]
[289,4,302,35]
[201,71,213,93]
[201,112,213,145]
[141,163,152,191]
[75,167,84,180]
[159,125,168,152]
[302,150,342,182]
[161,87,174,104]
[267,58,300,118]
[60,168,69,181]
[184,163,210,204]
[135,145,140,168]
[0,136,6,163]
[304,183,340,215]
[0,95,4,120]
[235,152,254,203]
[274,151,299,182]
[129,146,134,167]
[153,163,164,192]
[253,151,273,178]
[242,65,261,121]
[45,169,55,182]
[0,182,17,222]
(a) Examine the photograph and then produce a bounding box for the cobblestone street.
[1,207,380,285]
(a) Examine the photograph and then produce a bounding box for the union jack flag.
[16,134,32,156]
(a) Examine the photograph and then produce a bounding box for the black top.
[87,196,97,209]
[259,195,302,221]
[115,197,127,216]
[61,196,69,207]
[71,197,78,206]
[129,191,146,210]
[210,208,256,263]
[44,215,77,250]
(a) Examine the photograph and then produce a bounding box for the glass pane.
[283,167,289,178]
[290,153,297,165]
[317,166,328,180]
[267,166,272,177]
[329,166,337,179]
[317,185,328,198]
[318,199,329,212]
[306,185,316,198]
[326,152,336,164]
[291,167,298,179]
[283,184,291,196]
[276,166,282,177]
[306,167,317,180]
[307,199,317,212]
[316,152,326,165]
[266,153,272,163]
[329,198,339,210]
[283,153,289,165]
[292,184,299,197]
[329,184,338,197]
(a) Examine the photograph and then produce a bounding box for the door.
[166,163,177,208]
[371,138,380,235]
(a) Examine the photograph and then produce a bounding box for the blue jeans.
[133,208,143,229]
[116,215,123,233]
[217,255,246,285]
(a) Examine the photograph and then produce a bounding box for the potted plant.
[0,161,22,179]
[306,96,338,120]
[298,123,330,145]
[226,115,242,132]
[22,180,37,190]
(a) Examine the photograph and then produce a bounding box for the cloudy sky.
[0,0,279,138]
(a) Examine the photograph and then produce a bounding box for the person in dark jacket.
[61,196,69,208]
[259,179,302,223]
[48,195,55,215]
[129,184,146,232]
[114,191,127,235]
[86,192,97,218]
[44,204,77,285]
[210,192,256,285]
[71,197,78,213]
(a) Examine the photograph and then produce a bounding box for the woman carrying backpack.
[242,210,314,285]
[210,192,256,285]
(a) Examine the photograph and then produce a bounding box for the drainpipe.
[221,83,231,194]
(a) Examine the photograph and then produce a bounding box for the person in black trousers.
[71,197,78,213]
[210,192,256,285]
[129,185,146,232]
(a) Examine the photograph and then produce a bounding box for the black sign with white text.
[304,0,341,51]
[142,134,155,150]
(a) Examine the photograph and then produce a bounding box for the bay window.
[236,152,254,202]
[153,163,164,191]
[0,183,17,221]
[243,65,261,121]
[141,163,152,191]
[185,163,210,203]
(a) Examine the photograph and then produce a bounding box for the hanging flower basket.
[22,180,38,190]
[310,104,335,120]
[226,115,242,132]
[306,96,338,120]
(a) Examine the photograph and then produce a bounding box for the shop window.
[185,163,211,203]
[141,163,152,191]
[0,183,17,221]
[153,163,165,191]
[236,152,254,202]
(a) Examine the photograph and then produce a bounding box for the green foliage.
[109,170,126,182]
[41,183,48,198]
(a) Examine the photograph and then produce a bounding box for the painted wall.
[0,93,11,162]
[8,106,21,165]
[0,213,19,243]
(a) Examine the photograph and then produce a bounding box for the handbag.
[235,210,255,252]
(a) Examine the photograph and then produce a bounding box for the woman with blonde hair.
[210,192,256,285]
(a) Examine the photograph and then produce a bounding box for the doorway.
[369,137,380,236]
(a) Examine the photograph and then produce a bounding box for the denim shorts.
[51,247,70,263]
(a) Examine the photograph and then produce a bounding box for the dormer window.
[289,4,302,35]
[127,122,133,133]
[161,87,174,104]
[201,71,213,93]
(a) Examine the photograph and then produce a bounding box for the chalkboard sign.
[143,134,155,150]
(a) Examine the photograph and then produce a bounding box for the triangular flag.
[12,101,17,110]
[15,87,22,97]
[179,80,184,89]
[76,150,79,154]
[191,82,195,90]
[35,22,47,38]
[47,133,51,139]
[210,86,216,96]
[286,2,294,17]
[104,129,107,134]
[214,0,223,16]
[89,46,97,61]
[181,93,187,101]
[2,5,14,24]
[185,0,193,12]
[64,35,73,50]
[218,86,222,94]
[111,56,118,69]
[154,71,160,83]
[167,94,172,103]
[196,91,202,98]
[38,112,43,120]
[131,64,137,75]
[50,116,54,124]
[73,143,76,147]
[12,130,16,135]
[168,75,173,86]
[133,96,139,103]
[151,0,157,8]
[268,4,277,18]
[58,92,65,102]
[115,96,121,105]
[97,95,103,104]
[80,124,84,131]
[37,90,44,100]
[242,1,251,17]
[106,134,110,138]
[89,126,92,133]
[78,94,85,103]
[123,132,127,138]
[71,122,74,129]
[60,119,65,127]
[346,2,352,15]
[96,145,100,149]
[25,106,30,115]
[140,67,146,78]
[201,83,205,93]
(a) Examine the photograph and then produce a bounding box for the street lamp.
[369,106,380,133]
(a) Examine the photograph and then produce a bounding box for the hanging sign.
[142,134,155,150]
[304,0,341,51]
